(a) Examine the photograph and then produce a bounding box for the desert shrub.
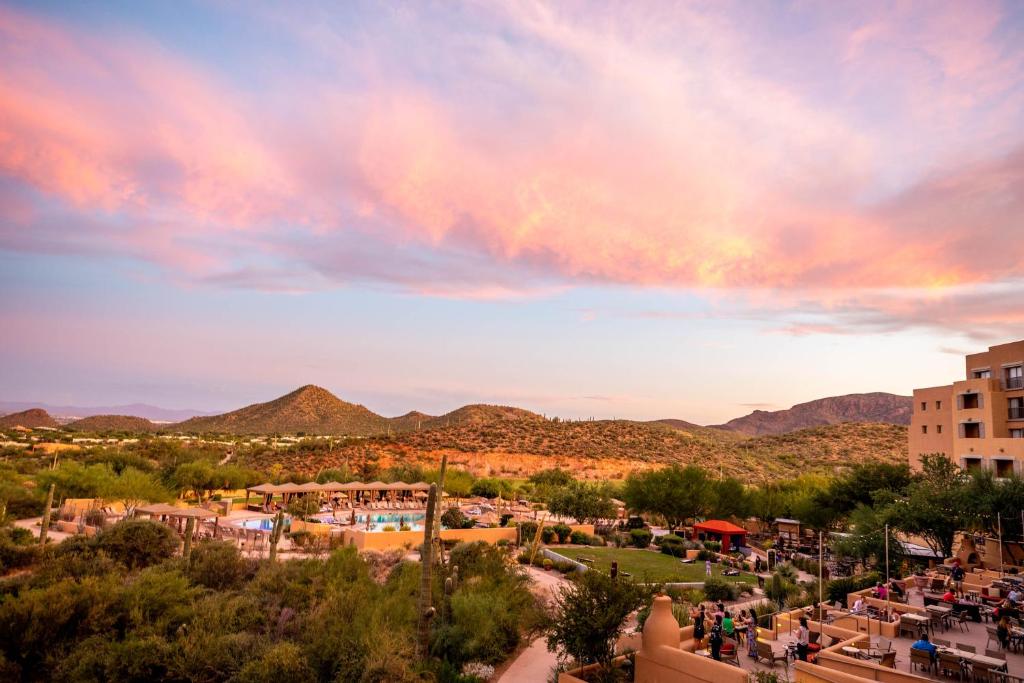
[0,528,40,572]
[94,519,179,570]
[288,530,312,546]
[734,581,755,596]
[441,507,468,530]
[658,534,687,557]
[83,508,107,529]
[234,642,315,682]
[381,525,396,532]
[499,514,513,528]
[517,521,538,543]
[554,560,577,574]
[187,540,251,590]
[569,530,588,545]
[702,576,737,602]
[825,572,879,604]
[765,572,800,608]
[629,528,653,548]
[542,558,553,570]
[552,523,572,543]
[541,527,557,544]
[703,540,721,553]
[696,549,715,561]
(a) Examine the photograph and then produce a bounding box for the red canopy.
[694,520,747,535]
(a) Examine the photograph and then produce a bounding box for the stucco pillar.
[642,594,680,654]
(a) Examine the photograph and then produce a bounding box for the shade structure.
[275,482,304,493]
[365,481,388,489]
[172,507,219,519]
[384,481,409,490]
[693,519,748,550]
[295,481,324,493]
[246,483,281,495]
[136,503,183,515]
[319,481,347,491]
[408,482,431,491]
[337,481,366,491]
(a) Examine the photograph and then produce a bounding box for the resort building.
[909,339,1024,475]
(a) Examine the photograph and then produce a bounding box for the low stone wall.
[343,525,519,550]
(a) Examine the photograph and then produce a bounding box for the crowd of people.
[690,601,761,661]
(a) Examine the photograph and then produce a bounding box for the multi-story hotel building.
[909,340,1024,475]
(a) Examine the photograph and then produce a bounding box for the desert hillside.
[0,408,59,429]
[174,385,391,436]
[66,415,157,432]
[712,392,912,435]
[239,419,908,483]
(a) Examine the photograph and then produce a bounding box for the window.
[1010,397,1024,421]
[921,401,927,411]
[959,422,984,439]
[1007,366,1024,390]
[963,457,983,472]
[937,424,942,434]
[922,425,928,434]
[995,460,1015,479]
[936,400,942,410]
[975,369,992,379]
[1011,428,1024,439]
[959,392,981,410]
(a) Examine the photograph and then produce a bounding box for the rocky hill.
[0,408,59,429]
[712,392,912,436]
[175,385,391,436]
[420,404,544,429]
[240,417,907,483]
[66,415,157,432]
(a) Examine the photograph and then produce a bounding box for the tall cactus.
[268,510,285,563]
[417,483,438,660]
[39,484,55,546]
[183,517,196,563]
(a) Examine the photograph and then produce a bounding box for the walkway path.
[496,566,566,682]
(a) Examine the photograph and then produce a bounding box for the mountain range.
[0,385,911,436]
[0,400,215,423]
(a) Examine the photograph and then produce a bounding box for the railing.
[1010,406,1024,420]
[1003,376,1024,391]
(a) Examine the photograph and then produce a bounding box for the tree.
[546,571,648,680]
[709,477,748,519]
[622,465,712,533]
[440,507,471,530]
[963,470,1024,537]
[286,496,321,521]
[884,454,968,558]
[547,482,616,525]
[103,467,172,516]
[470,478,507,499]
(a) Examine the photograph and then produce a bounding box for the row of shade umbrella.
[245,481,434,495]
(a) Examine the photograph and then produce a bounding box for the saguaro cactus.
[268,510,285,563]
[183,517,196,562]
[417,483,438,660]
[39,484,55,545]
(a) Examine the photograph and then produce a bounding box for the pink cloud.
[0,2,1022,330]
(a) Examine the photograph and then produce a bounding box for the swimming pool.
[236,512,429,532]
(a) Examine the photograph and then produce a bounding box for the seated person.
[1008,587,1022,604]
[889,579,905,598]
[852,596,865,613]
[876,582,888,600]
[912,634,938,661]
[942,589,957,603]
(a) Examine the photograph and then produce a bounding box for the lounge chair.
[755,641,788,668]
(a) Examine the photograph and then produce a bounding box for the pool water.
[237,512,429,533]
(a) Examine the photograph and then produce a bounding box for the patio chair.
[985,649,1006,661]
[879,651,897,668]
[756,641,788,668]
[877,637,893,652]
[971,661,1002,683]
[956,612,971,632]
[911,648,937,675]
[938,650,964,679]
[900,617,921,639]
[987,626,1002,651]
[957,643,976,653]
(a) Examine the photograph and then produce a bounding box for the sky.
[1,0,1023,423]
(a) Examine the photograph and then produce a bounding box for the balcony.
[1010,406,1024,420]
[1003,376,1024,390]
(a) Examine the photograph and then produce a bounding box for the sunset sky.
[2,1,1023,423]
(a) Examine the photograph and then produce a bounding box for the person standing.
[950,562,966,598]
[706,559,713,577]
[693,605,707,649]
[709,614,724,661]
[795,617,810,662]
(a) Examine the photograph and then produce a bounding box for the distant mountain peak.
[0,408,59,429]
[712,392,912,436]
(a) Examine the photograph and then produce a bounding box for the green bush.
[702,576,737,602]
[825,572,879,604]
[569,530,588,545]
[441,507,468,530]
[517,521,538,543]
[695,549,715,561]
[186,541,250,591]
[542,558,553,570]
[552,524,572,543]
[629,528,653,548]
[703,540,721,553]
[658,534,687,557]
[0,528,40,572]
[499,513,513,528]
[541,527,557,544]
[94,519,179,570]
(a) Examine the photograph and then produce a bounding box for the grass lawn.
[548,547,756,584]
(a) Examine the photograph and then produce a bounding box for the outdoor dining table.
[937,647,1009,673]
